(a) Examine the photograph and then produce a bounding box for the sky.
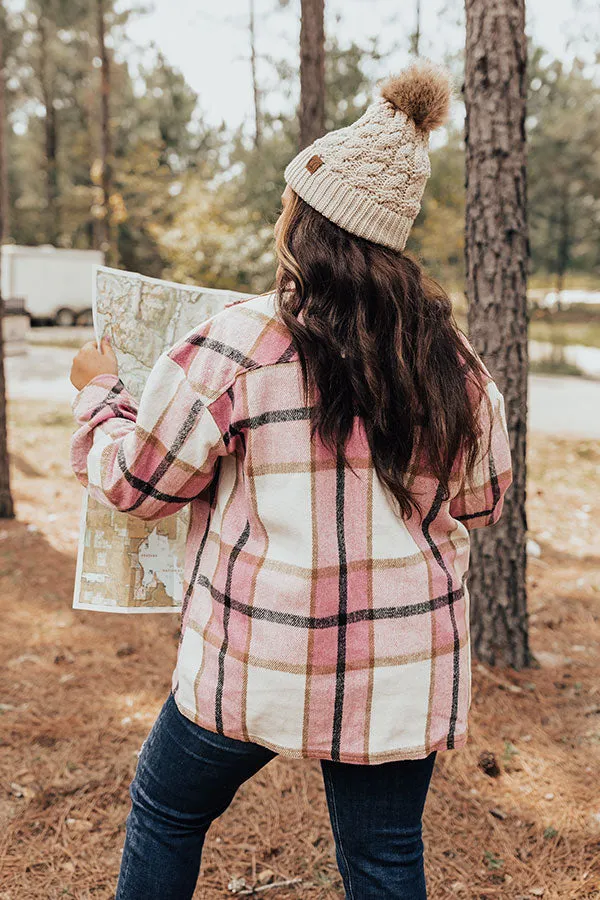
[122,0,596,133]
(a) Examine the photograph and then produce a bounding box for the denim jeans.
[116,691,436,900]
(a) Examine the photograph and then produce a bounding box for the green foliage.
[154,32,380,293]
[502,740,519,763]
[5,1,218,275]
[407,129,465,284]
[483,851,504,871]
[134,51,199,166]
[324,38,378,129]
[527,48,600,286]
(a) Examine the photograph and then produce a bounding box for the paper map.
[73,266,247,613]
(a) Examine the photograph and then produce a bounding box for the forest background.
[1,0,599,297]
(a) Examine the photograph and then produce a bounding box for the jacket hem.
[172,691,468,765]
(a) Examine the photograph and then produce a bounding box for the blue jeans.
[116,691,436,899]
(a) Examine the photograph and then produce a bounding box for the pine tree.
[299,0,325,148]
[464,0,530,667]
[0,9,15,520]
[96,0,113,263]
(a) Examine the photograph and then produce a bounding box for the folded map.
[73,266,247,613]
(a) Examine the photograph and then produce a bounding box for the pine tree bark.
[0,14,7,243]
[410,0,422,57]
[299,0,325,149]
[464,0,530,667]
[37,15,60,244]
[249,0,261,150]
[0,21,8,243]
[555,192,570,295]
[0,23,15,520]
[97,0,113,264]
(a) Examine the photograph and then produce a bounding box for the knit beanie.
[284,60,453,252]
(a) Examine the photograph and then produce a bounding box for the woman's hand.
[70,338,118,391]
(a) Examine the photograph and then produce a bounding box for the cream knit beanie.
[284,60,453,252]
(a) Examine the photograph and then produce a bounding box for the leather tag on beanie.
[306,154,324,174]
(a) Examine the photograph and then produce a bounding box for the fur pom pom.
[380,60,452,132]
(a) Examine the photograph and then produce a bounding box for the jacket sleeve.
[70,348,229,521]
[449,379,513,530]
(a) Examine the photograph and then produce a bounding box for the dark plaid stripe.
[455,448,501,523]
[455,509,492,522]
[275,341,297,364]
[120,399,206,512]
[215,520,251,734]
[186,334,258,370]
[102,401,134,419]
[229,407,311,432]
[197,572,463,628]
[222,388,243,453]
[179,459,222,644]
[223,407,311,450]
[88,379,127,419]
[331,451,348,762]
[226,423,246,456]
[421,482,460,749]
[116,443,201,505]
[488,451,500,506]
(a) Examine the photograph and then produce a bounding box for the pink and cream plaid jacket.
[71,291,513,764]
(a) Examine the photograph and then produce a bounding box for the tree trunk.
[0,22,8,243]
[83,32,101,251]
[0,19,6,244]
[299,0,325,149]
[555,192,570,296]
[410,0,422,57]
[249,0,261,150]
[464,0,530,668]
[38,16,60,244]
[0,23,15,520]
[97,0,113,264]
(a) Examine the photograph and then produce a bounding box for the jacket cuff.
[71,373,126,423]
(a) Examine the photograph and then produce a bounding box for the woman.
[70,60,513,900]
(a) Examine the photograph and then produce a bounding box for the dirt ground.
[0,397,599,900]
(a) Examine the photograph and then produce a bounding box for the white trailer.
[1,244,104,325]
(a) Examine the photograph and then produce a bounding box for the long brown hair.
[274,189,492,521]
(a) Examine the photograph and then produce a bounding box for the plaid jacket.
[71,292,513,764]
